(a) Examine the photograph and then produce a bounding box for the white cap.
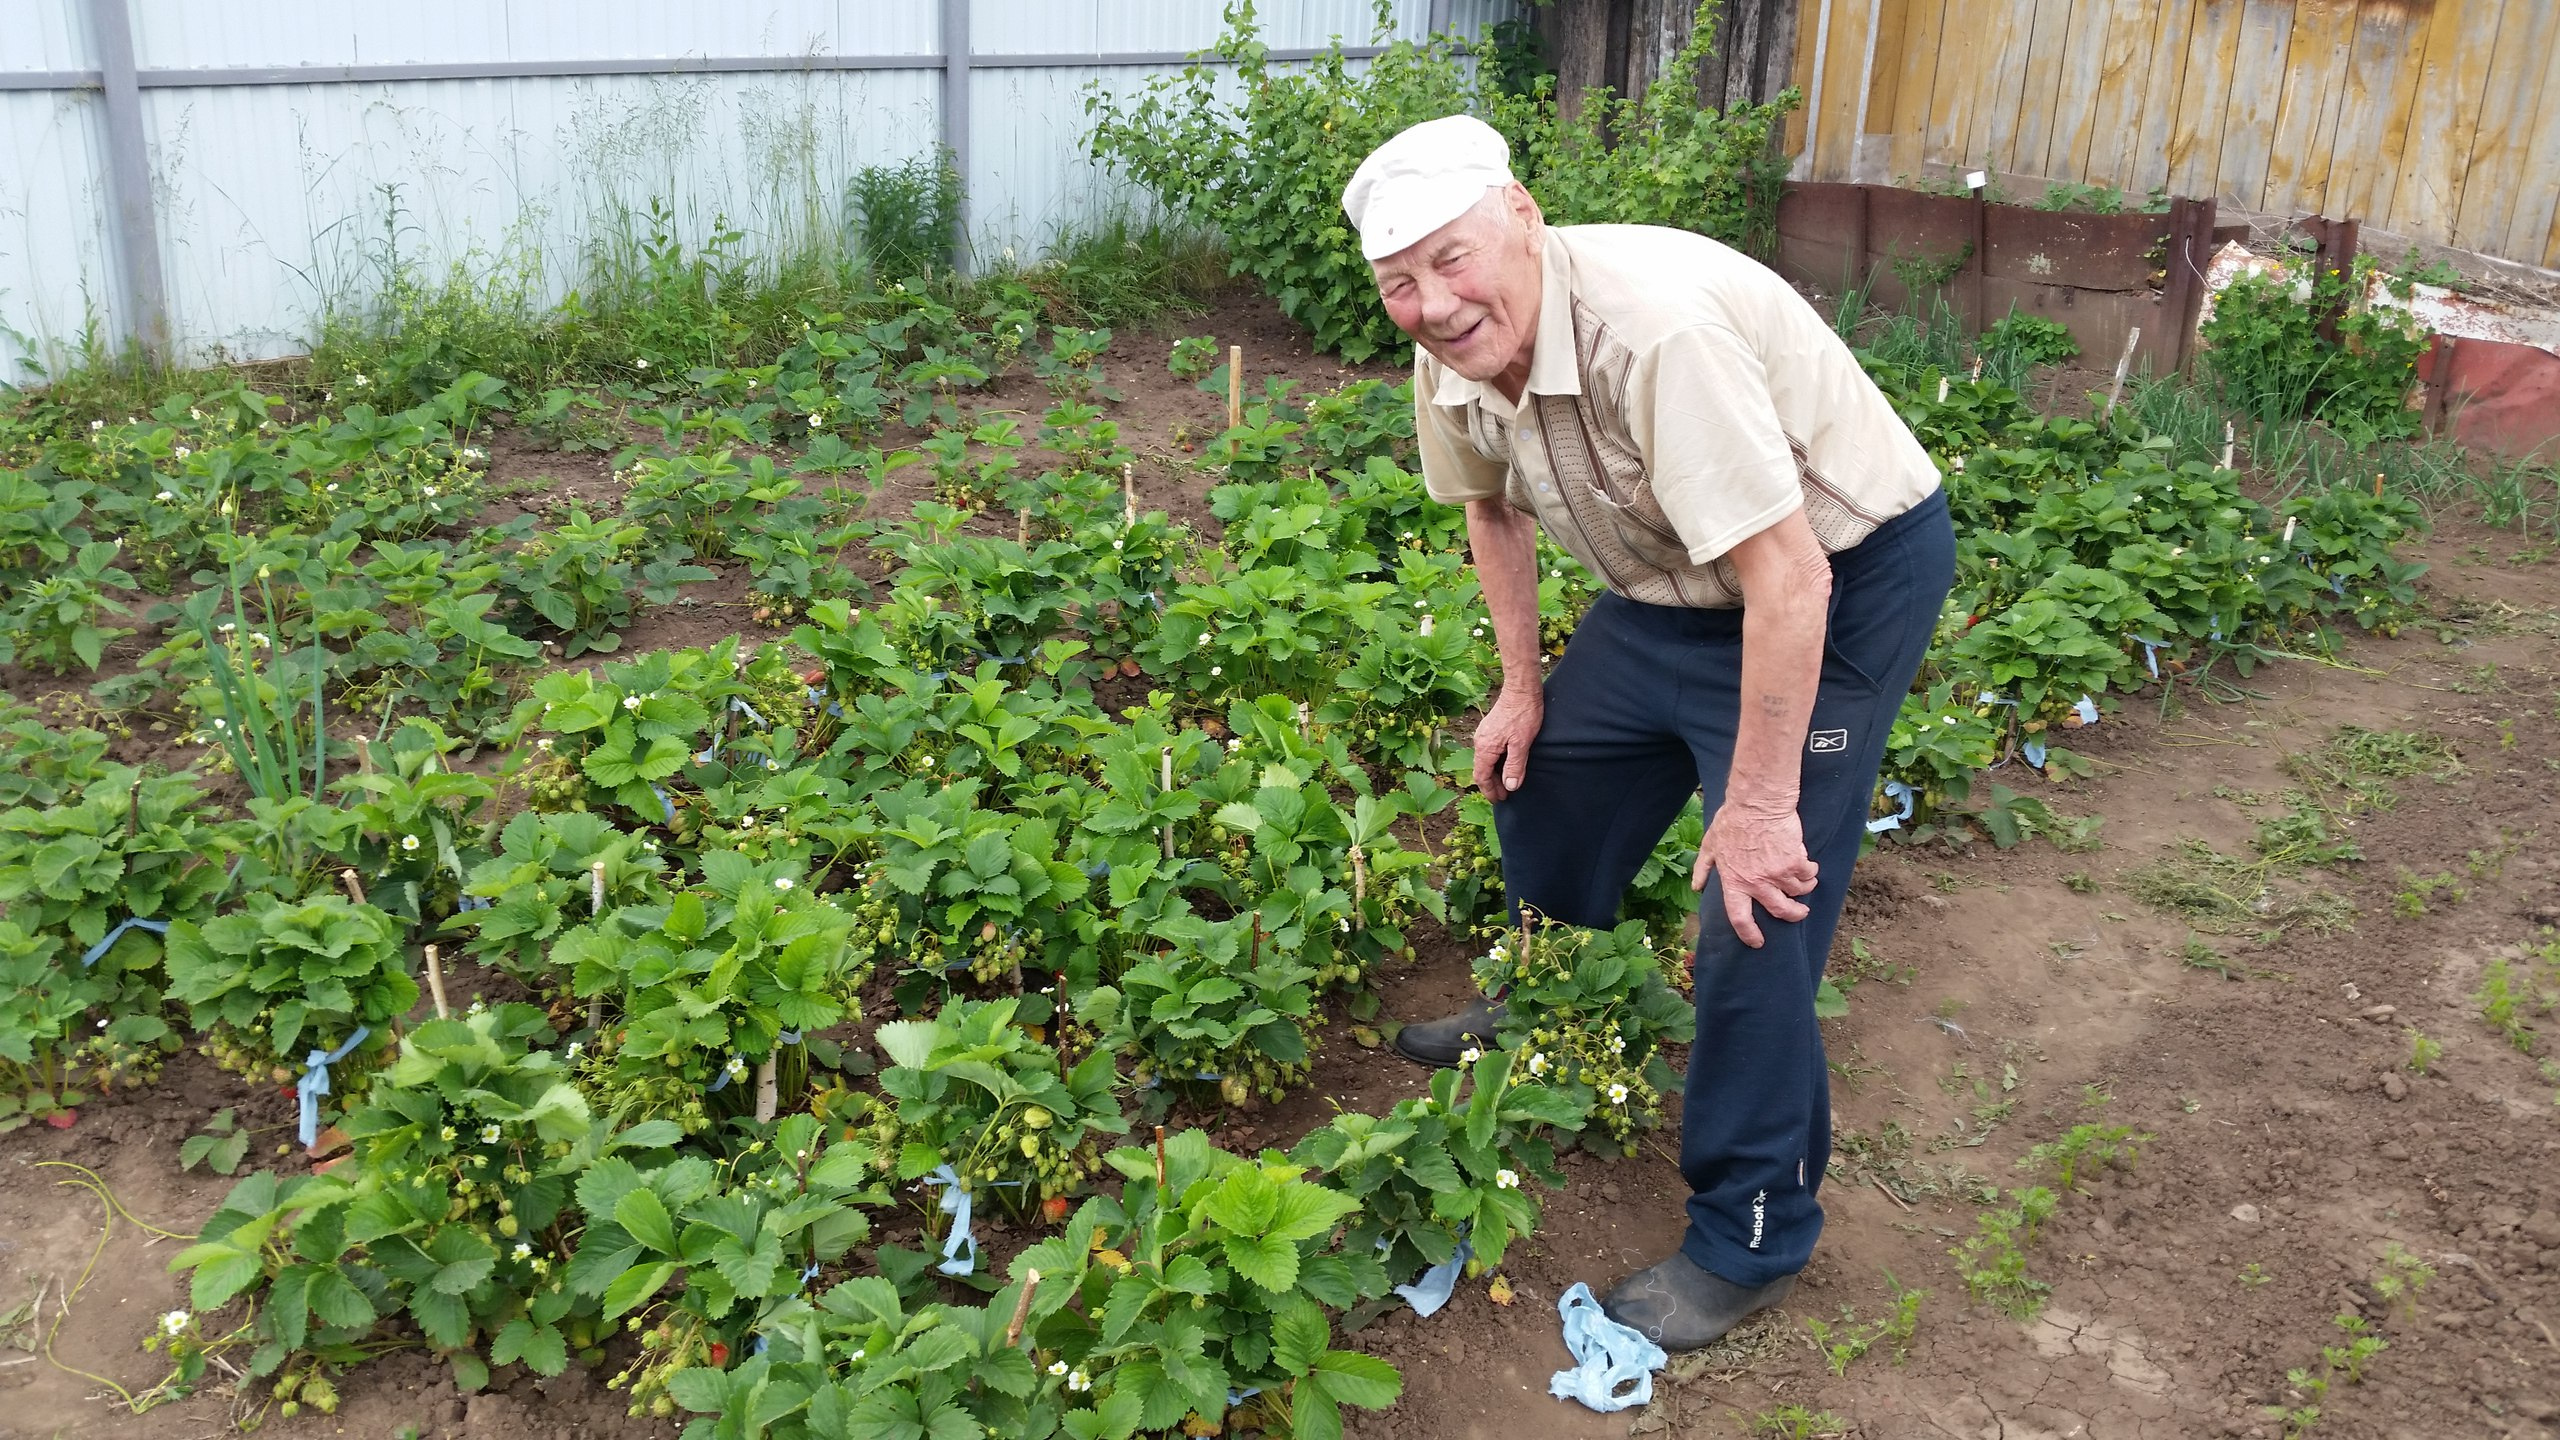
[1340,114,1515,261]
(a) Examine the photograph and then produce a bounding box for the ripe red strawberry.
[1042,1194,1071,1224]
[706,1340,730,1367]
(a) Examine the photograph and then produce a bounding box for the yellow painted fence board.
[2260,0,2359,215]
[2452,0,2560,255]
[1793,0,2558,266]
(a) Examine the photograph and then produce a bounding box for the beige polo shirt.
[1415,223,1940,608]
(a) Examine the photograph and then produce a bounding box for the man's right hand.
[1472,686,1545,801]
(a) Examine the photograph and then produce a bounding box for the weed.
[2129,839,2355,935]
[2061,870,2099,894]
[2403,1027,2443,1074]
[847,151,962,281]
[2239,1261,2270,1287]
[1167,335,1220,382]
[1019,212,1229,327]
[1749,1406,1851,1439]
[2370,1243,2435,1319]
[2181,936,2241,980]
[2390,869,2466,917]
[2322,1312,2387,1384]
[2020,1122,2149,1192]
[1804,1279,1926,1375]
[2474,939,2560,1053]
[1950,1186,2057,1318]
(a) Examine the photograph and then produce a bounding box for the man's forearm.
[1726,525,1833,815]
[1466,498,1544,698]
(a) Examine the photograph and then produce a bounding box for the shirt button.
[1537,483,1551,493]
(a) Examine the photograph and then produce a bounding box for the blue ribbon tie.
[2073,695,2099,726]
[1548,1281,1666,1413]
[923,1163,978,1276]
[1394,1239,1472,1318]
[297,1027,369,1148]
[2134,637,2162,679]
[1978,692,2017,708]
[2024,739,2048,769]
[81,917,170,967]
[651,786,676,823]
[1866,781,1914,835]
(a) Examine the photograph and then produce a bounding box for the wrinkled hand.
[1691,801,1818,948]
[1472,688,1545,802]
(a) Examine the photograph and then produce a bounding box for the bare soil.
[8,291,2559,1440]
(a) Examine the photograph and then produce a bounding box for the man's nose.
[1416,276,1463,331]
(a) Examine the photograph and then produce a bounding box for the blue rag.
[297,1027,369,1148]
[1394,1239,1472,1318]
[1865,780,1914,835]
[1547,1282,1666,1413]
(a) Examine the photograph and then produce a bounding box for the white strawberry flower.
[622,694,643,710]
[1607,1083,1630,1104]
[1495,1169,1519,1190]
[1458,1047,1481,1066]
[161,1310,190,1336]
[774,876,794,891]
[1048,1360,1068,1377]
[1067,1369,1090,1393]
[480,1124,501,1143]
[156,490,176,501]
[512,1242,533,1261]
[1526,1052,1549,1077]
[401,834,421,852]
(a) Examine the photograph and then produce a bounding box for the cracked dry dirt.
[2,303,2556,1439]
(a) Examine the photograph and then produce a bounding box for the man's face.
[1370,186,1543,385]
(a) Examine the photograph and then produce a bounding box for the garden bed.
[3,277,2557,1440]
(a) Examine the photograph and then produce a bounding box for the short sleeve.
[1628,323,1803,564]
[1413,357,1506,505]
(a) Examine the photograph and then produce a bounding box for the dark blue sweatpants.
[1491,490,1954,1286]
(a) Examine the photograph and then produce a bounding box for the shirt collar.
[1427,231,1583,408]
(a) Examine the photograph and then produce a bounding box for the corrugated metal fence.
[1784,0,2560,272]
[0,0,1518,377]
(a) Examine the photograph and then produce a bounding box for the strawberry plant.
[560,853,863,1132]
[865,995,1127,1212]
[164,894,411,1083]
[0,538,135,672]
[170,1003,610,1397]
[1086,912,1317,1104]
[1472,919,1693,1147]
[1293,1046,1581,1279]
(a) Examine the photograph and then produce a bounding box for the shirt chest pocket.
[1578,476,1694,573]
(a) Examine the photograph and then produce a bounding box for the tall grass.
[1015,210,1231,327]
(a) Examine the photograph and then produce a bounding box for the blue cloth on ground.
[1393,1239,1472,1318]
[1547,1282,1666,1413]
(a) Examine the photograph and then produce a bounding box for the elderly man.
[1342,115,1956,1349]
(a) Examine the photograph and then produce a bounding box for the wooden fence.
[1784,0,2560,271]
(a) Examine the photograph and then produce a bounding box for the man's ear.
[1507,181,1545,250]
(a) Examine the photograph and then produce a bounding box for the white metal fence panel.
[0,0,1519,378]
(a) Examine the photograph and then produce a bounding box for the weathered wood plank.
[1863,0,1911,141]
[2452,0,2560,254]
[2075,0,2164,190]
[2499,2,2560,264]
[1926,0,1993,170]
[1784,0,1820,160]
[1972,0,2046,180]
[1887,0,1949,178]
[2260,0,2357,215]
[2128,0,2202,195]
[2389,0,2503,242]
[2166,0,2247,200]
[2009,0,2083,181]
[2322,0,2430,225]
[2216,0,2297,211]
[1816,0,1878,176]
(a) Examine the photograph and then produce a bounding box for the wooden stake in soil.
[2374,471,2385,498]
[353,735,372,774]
[591,861,607,915]
[2102,326,2142,417]
[753,1056,779,1125]
[1160,747,1176,860]
[1004,1269,1042,1348]
[1226,345,1244,430]
[422,944,451,1020]
[1936,373,1949,404]
[1154,1125,1167,1190]
[1348,844,1367,927]
[1122,463,1136,526]
[339,868,366,906]
[2221,421,2236,471]
[1017,508,1030,546]
[2281,515,2297,547]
